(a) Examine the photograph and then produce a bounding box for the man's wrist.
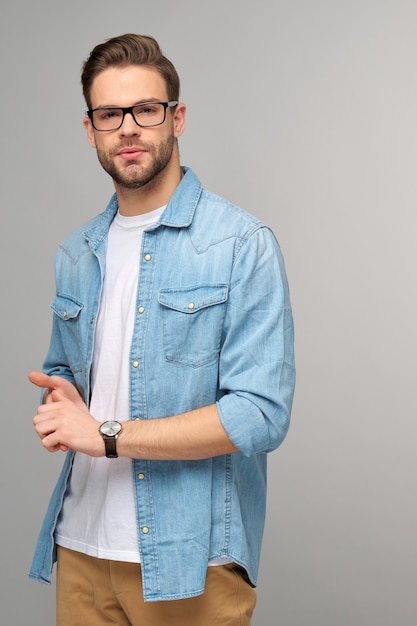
[99,421,123,458]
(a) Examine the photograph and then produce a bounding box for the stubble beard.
[96,134,176,190]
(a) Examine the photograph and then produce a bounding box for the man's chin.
[117,179,148,190]
[112,167,151,190]
[115,171,164,190]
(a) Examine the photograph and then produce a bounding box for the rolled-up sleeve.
[216,226,295,457]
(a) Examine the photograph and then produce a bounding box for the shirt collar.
[83,166,202,249]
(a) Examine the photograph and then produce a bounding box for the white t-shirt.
[55,207,164,563]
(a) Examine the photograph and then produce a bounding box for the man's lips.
[117,147,145,161]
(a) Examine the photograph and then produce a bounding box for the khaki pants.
[56,546,257,625]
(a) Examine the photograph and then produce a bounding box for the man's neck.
[115,162,183,216]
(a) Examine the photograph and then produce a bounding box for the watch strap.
[102,434,118,458]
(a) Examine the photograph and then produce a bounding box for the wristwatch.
[99,421,122,458]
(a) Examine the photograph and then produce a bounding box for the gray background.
[1,1,416,624]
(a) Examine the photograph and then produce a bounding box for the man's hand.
[28,371,88,409]
[29,371,104,456]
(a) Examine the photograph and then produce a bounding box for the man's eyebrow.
[93,98,163,109]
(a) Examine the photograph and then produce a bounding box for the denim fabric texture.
[29,167,295,601]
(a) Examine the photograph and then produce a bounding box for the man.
[29,33,295,625]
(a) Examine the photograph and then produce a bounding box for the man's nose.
[120,111,141,134]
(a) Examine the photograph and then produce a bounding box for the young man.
[29,34,295,625]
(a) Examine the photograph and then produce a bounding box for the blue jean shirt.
[29,167,295,601]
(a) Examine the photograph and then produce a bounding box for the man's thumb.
[28,371,53,390]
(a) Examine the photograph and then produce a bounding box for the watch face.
[100,421,122,436]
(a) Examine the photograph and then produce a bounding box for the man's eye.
[99,109,122,120]
[136,105,158,115]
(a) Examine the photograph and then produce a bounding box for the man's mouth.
[117,147,145,161]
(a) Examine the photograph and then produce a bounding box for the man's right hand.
[28,371,88,411]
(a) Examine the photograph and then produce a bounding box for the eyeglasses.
[87,101,178,132]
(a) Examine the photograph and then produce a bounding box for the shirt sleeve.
[216,225,295,457]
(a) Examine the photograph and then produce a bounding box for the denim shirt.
[29,167,295,601]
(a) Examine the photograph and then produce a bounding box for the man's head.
[81,34,180,110]
[81,34,185,205]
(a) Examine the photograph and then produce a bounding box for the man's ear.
[173,102,186,139]
[83,116,96,148]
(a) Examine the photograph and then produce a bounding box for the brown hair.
[81,33,180,109]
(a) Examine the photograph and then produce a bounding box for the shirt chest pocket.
[158,284,229,368]
[50,293,84,372]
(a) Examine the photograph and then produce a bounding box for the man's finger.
[28,371,53,390]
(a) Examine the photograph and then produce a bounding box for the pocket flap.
[50,294,84,320]
[158,284,229,314]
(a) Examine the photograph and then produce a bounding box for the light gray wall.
[1,1,416,624]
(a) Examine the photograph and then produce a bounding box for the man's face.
[84,65,184,190]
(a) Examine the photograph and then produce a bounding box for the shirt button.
[137,473,145,480]
[142,527,149,534]
[144,254,152,261]
[138,306,145,314]
[188,302,195,309]
[132,361,139,368]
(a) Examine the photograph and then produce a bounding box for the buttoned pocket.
[50,293,84,321]
[159,284,229,367]
[50,293,84,373]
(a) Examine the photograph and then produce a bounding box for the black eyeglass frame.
[86,101,179,131]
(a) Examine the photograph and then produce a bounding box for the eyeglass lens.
[92,103,167,131]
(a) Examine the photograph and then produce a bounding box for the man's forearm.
[117,403,239,461]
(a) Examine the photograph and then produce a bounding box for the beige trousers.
[56,546,257,625]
